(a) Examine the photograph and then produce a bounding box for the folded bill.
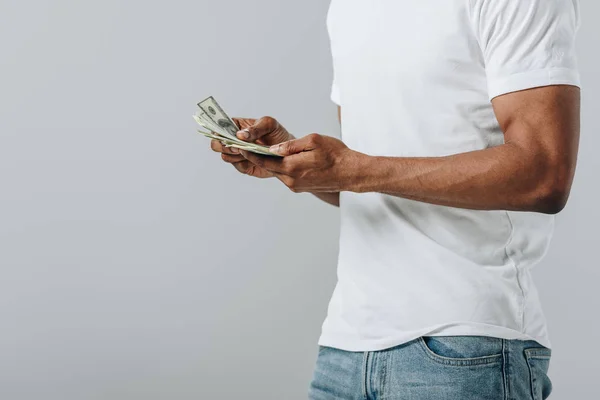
[193,96,281,157]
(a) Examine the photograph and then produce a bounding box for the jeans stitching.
[524,348,552,358]
[501,339,508,400]
[506,340,513,400]
[380,351,388,399]
[418,337,503,366]
[525,348,552,400]
[361,351,369,400]
[525,352,537,400]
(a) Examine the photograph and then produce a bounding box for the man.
[211,0,580,398]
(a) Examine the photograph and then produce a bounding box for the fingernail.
[237,129,250,140]
[230,147,239,154]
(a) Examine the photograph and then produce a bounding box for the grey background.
[0,0,596,399]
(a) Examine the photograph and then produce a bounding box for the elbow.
[533,185,570,214]
[527,164,575,215]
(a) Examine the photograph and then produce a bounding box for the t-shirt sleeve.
[470,0,581,100]
[331,71,341,106]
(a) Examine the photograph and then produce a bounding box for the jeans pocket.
[419,336,503,367]
[524,348,552,400]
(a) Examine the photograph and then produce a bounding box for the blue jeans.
[309,336,552,400]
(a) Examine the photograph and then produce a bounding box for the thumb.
[269,134,318,156]
[236,116,282,143]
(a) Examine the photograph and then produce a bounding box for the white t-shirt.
[320,0,580,351]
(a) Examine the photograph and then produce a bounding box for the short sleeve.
[470,0,581,100]
[331,75,341,106]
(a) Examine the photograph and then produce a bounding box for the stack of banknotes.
[193,96,280,156]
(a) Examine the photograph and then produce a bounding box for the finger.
[210,139,223,152]
[231,160,250,174]
[236,116,279,142]
[231,160,262,177]
[210,139,240,155]
[269,133,320,156]
[221,153,245,163]
[239,150,286,173]
[232,118,256,130]
[225,146,240,154]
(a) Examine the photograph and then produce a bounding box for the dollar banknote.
[196,128,274,156]
[193,96,281,156]
[197,96,240,140]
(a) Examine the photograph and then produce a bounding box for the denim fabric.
[309,336,552,400]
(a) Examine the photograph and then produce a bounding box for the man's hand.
[210,116,294,179]
[239,134,363,193]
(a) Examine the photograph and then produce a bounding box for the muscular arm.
[244,86,580,214]
[240,86,579,214]
[350,86,580,214]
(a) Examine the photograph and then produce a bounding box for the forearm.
[347,142,572,214]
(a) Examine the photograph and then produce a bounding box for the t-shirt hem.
[487,67,581,101]
[318,322,551,352]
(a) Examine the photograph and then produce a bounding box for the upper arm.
[492,85,580,166]
[492,85,580,213]
[471,0,581,212]
[337,106,341,123]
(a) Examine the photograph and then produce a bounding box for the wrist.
[339,151,380,193]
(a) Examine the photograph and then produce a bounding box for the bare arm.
[240,86,580,214]
[351,86,580,213]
